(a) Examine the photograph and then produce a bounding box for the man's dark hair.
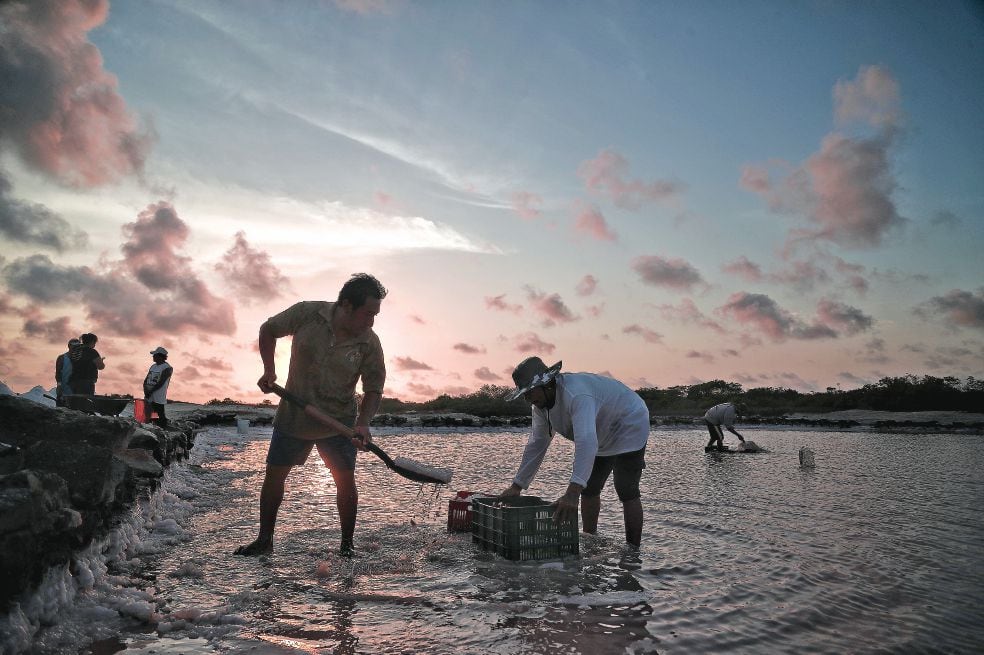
[337,273,387,309]
[80,333,98,346]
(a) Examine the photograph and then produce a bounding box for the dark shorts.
[266,427,357,470]
[581,446,647,503]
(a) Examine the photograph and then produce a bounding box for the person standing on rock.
[235,273,387,558]
[499,357,650,548]
[69,333,105,396]
[54,338,81,406]
[143,347,173,429]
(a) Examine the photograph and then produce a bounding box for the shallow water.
[4,426,983,654]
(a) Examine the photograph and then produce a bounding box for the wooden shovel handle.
[269,384,357,439]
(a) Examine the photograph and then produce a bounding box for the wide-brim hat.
[504,357,563,401]
[150,346,168,356]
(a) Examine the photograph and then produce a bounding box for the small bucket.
[236,418,250,435]
[134,398,150,423]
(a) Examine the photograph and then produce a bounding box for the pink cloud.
[394,356,433,371]
[741,67,905,248]
[513,332,555,354]
[722,256,763,282]
[485,294,522,314]
[525,286,579,326]
[717,292,872,342]
[453,342,486,354]
[686,350,715,363]
[577,149,682,210]
[834,65,902,129]
[631,255,705,291]
[20,306,72,344]
[215,231,291,304]
[573,203,617,241]
[0,0,154,187]
[576,275,598,297]
[474,367,502,382]
[511,191,543,220]
[622,324,663,344]
[657,298,725,334]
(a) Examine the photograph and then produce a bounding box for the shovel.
[269,384,452,485]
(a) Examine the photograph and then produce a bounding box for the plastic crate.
[447,490,483,532]
[471,496,579,561]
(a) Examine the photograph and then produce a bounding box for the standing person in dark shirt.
[54,338,81,406]
[70,333,105,395]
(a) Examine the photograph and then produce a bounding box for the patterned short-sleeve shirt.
[265,301,386,439]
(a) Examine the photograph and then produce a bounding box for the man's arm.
[726,425,745,440]
[94,351,106,370]
[352,390,381,448]
[256,321,278,391]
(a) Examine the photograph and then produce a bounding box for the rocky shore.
[0,395,200,612]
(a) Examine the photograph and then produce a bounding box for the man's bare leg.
[235,464,291,555]
[581,494,601,535]
[332,467,358,556]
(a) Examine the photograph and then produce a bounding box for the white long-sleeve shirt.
[512,372,651,489]
[703,402,737,428]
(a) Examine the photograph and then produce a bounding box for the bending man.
[500,357,650,547]
[703,402,747,451]
[236,273,387,558]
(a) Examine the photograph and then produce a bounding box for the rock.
[0,394,200,611]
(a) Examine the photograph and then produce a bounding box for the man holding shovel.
[235,273,387,558]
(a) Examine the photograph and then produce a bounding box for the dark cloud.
[474,367,502,382]
[215,231,290,303]
[0,0,154,187]
[525,286,579,327]
[453,343,486,355]
[718,292,850,342]
[815,298,874,335]
[2,202,236,337]
[19,305,73,344]
[394,356,433,371]
[513,332,555,354]
[632,255,705,292]
[0,171,88,251]
[914,287,984,331]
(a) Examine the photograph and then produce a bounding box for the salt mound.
[19,385,56,407]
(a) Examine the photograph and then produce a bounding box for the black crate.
[471,496,579,561]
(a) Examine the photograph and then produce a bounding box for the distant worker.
[236,273,387,558]
[143,347,174,429]
[703,402,747,452]
[69,333,105,396]
[500,357,650,548]
[54,338,81,406]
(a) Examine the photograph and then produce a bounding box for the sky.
[1,0,983,405]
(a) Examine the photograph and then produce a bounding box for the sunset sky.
[1,0,982,404]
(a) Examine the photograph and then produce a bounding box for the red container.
[133,398,153,423]
[448,490,484,532]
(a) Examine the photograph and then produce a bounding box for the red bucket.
[133,398,152,423]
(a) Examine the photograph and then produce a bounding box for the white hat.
[150,347,168,356]
[504,357,563,401]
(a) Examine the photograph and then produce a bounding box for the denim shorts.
[581,446,647,502]
[266,427,357,470]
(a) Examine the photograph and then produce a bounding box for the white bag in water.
[236,418,249,435]
[799,446,815,468]
[738,440,763,452]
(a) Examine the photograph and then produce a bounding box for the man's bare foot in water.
[234,538,272,556]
